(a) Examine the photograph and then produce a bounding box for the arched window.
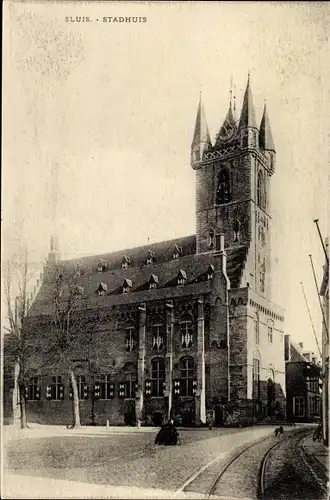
[151,358,165,397]
[252,352,261,400]
[125,324,136,352]
[257,171,265,209]
[216,169,231,205]
[152,321,165,351]
[180,314,193,348]
[267,319,274,343]
[180,357,196,396]
[254,312,260,345]
[208,229,214,248]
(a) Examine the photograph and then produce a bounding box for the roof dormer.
[177,269,187,286]
[97,261,108,273]
[149,274,159,290]
[172,245,183,260]
[146,250,156,265]
[122,278,132,294]
[207,264,214,281]
[121,255,131,269]
[95,282,107,296]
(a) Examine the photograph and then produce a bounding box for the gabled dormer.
[121,255,131,269]
[177,269,187,286]
[172,245,183,260]
[97,261,108,273]
[207,264,214,281]
[122,278,132,294]
[95,282,107,296]
[149,274,159,290]
[146,250,156,265]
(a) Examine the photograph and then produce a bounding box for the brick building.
[284,337,322,422]
[16,77,286,426]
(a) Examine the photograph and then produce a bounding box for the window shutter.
[134,382,138,394]
[173,379,181,398]
[83,385,89,399]
[119,383,125,398]
[108,382,115,399]
[192,379,197,396]
[69,385,73,400]
[46,385,52,400]
[145,380,152,397]
[94,382,100,400]
[36,386,41,400]
[59,385,64,400]
[162,381,166,396]
[24,386,28,400]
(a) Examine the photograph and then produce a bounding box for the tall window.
[254,313,260,345]
[51,376,64,400]
[180,315,193,348]
[125,326,136,352]
[152,322,165,351]
[260,258,265,293]
[208,229,214,248]
[70,375,87,400]
[180,357,196,396]
[268,320,273,343]
[151,358,165,397]
[99,375,114,400]
[257,171,265,209]
[293,396,305,417]
[27,377,40,401]
[123,373,137,398]
[253,357,260,400]
[216,169,231,205]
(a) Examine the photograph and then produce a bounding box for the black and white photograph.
[1,1,329,499]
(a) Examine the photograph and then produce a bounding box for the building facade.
[284,336,322,422]
[320,237,329,445]
[17,78,286,426]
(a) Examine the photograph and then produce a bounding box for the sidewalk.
[2,423,159,441]
[301,434,329,494]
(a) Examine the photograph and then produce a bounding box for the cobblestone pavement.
[3,426,277,498]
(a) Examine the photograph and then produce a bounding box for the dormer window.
[146,250,155,265]
[97,261,107,273]
[122,278,132,294]
[172,245,183,260]
[149,274,159,290]
[96,282,107,296]
[177,269,187,286]
[207,264,214,281]
[121,256,131,269]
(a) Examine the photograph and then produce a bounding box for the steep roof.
[239,76,257,129]
[259,104,275,152]
[192,94,212,146]
[29,235,248,316]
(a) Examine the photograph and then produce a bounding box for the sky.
[2,1,329,354]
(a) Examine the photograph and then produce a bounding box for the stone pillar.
[195,296,206,425]
[136,303,146,424]
[165,300,174,420]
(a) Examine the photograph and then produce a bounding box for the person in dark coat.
[155,419,179,445]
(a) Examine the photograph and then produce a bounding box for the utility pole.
[300,282,322,358]
[309,255,329,342]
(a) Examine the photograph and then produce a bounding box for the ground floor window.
[51,376,64,400]
[180,357,196,397]
[293,396,305,417]
[98,375,114,400]
[151,358,165,397]
[27,377,40,400]
[70,375,88,400]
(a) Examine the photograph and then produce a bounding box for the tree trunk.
[18,383,28,429]
[69,370,81,428]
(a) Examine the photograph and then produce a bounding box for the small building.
[285,337,322,422]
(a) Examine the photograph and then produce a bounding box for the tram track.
[173,428,312,499]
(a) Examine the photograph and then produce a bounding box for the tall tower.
[191,77,276,298]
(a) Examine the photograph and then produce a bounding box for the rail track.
[174,428,312,499]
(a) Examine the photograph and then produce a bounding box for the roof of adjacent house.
[28,235,248,316]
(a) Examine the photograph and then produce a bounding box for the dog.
[274,426,284,437]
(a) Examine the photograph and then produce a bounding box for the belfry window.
[255,312,260,345]
[216,169,231,205]
[257,171,266,210]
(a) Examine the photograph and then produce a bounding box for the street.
[2,424,328,499]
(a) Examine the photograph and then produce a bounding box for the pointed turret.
[191,94,212,169]
[259,104,275,152]
[239,75,257,130]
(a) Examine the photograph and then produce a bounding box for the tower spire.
[239,74,257,129]
[191,93,212,168]
[259,102,275,152]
